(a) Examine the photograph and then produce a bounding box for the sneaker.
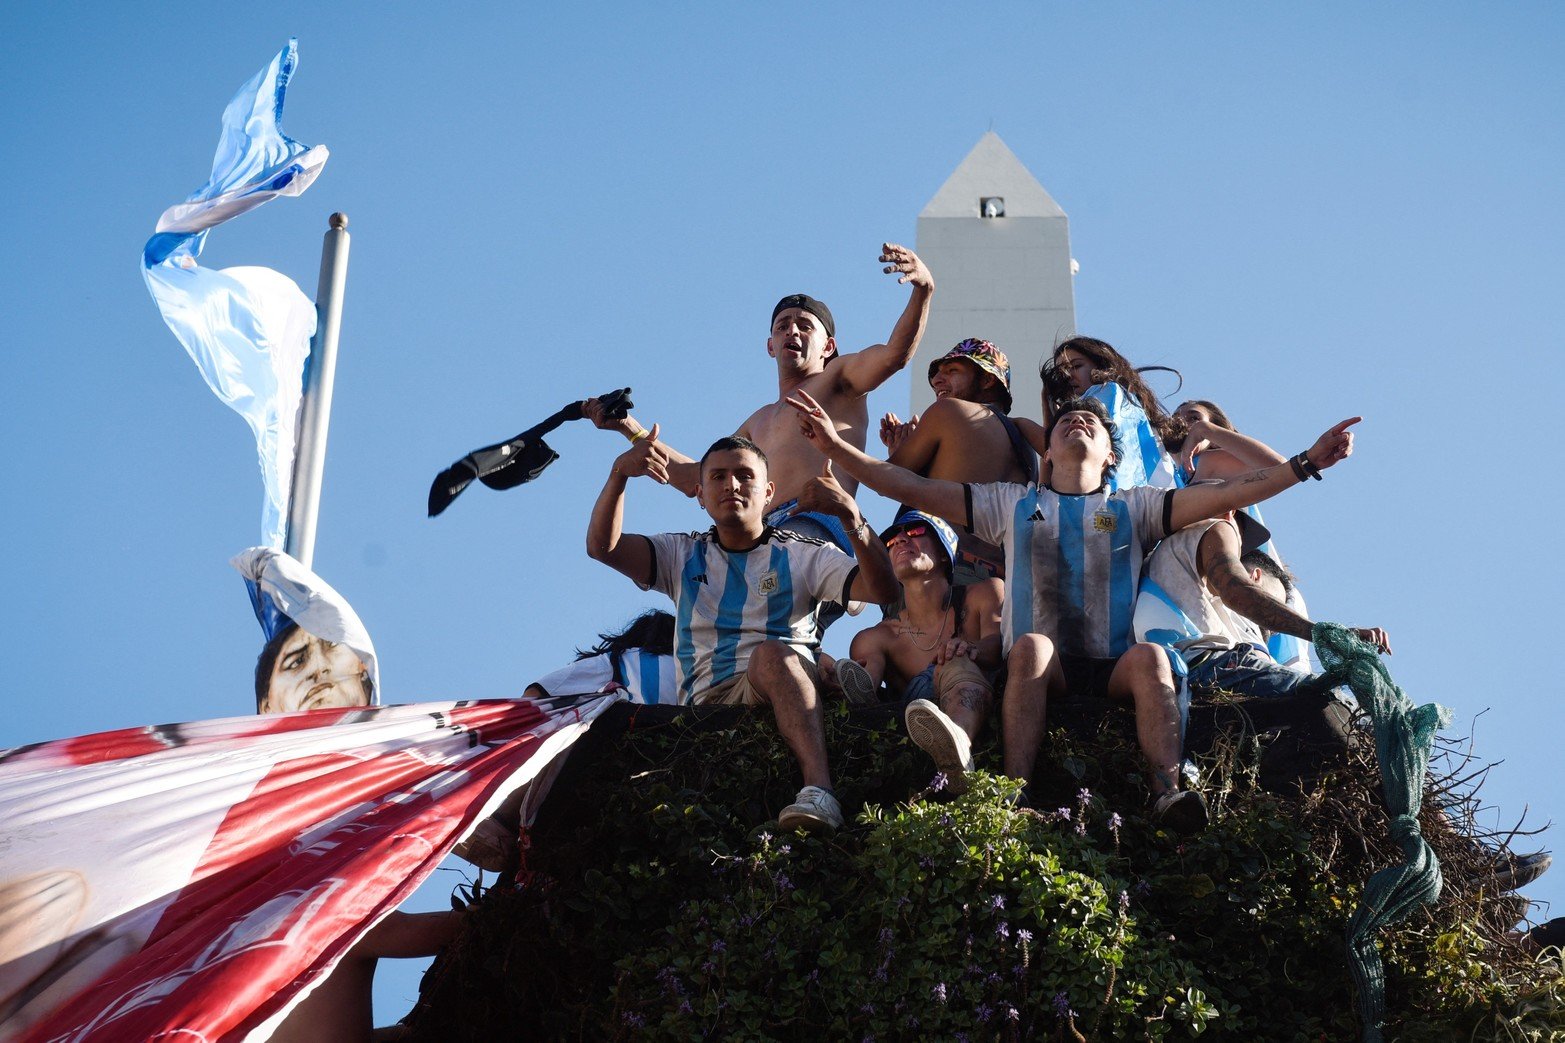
[1150,789,1209,835]
[835,659,879,705]
[1526,916,1565,954]
[779,785,843,833]
[905,699,974,795]
[1489,849,1552,891]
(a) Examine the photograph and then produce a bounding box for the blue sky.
[4,2,1562,1024]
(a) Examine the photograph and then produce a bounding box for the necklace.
[898,611,950,652]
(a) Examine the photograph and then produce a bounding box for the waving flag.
[0,696,615,1042]
[142,39,329,550]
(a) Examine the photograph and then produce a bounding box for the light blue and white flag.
[142,39,329,549]
[1085,382,1177,492]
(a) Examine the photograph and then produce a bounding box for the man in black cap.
[585,243,933,553]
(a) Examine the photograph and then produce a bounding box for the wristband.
[1291,452,1322,481]
[848,517,868,540]
[627,427,649,444]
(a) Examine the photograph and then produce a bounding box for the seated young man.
[786,390,1361,833]
[1134,510,1392,699]
[586,429,898,832]
[831,510,1002,792]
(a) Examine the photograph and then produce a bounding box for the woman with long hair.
[1040,336,1180,490]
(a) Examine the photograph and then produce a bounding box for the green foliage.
[407,703,1565,1041]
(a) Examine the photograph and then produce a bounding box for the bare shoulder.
[850,619,896,653]
[966,578,1004,613]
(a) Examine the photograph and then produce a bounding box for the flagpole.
[285,212,351,570]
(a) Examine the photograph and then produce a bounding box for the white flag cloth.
[141,39,329,550]
[0,696,616,1042]
[231,547,381,701]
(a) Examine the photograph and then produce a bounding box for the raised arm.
[1167,417,1360,533]
[586,426,667,584]
[792,458,899,605]
[786,391,969,528]
[582,398,701,496]
[835,243,934,396]
[1180,418,1288,476]
[1198,524,1392,653]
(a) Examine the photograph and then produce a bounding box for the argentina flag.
[142,39,328,549]
[1085,382,1177,492]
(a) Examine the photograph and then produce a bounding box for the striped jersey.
[967,482,1171,658]
[643,527,859,702]
[1085,382,1176,492]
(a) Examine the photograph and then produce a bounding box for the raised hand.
[1180,421,1214,476]
[1305,417,1362,472]
[880,411,919,453]
[880,242,932,290]
[613,423,669,484]
[793,458,859,525]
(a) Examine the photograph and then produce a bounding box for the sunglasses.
[885,523,930,548]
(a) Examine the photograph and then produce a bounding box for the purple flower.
[918,855,935,870]
[808,969,821,983]
[932,772,949,792]
[775,872,794,891]
[758,830,772,843]
[977,1003,995,1022]
[778,843,792,855]
[678,999,693,1014]
[860,1002,877,1015]
[701,960,716,974]
[1056,807,1072,821]
[1077,787,1092,805]
[1052,991,1074,1019]
[873,965,888,983]
[657,966,685,996]
[1118,890,1131,917]
[990,894,1006,910]
[879,927,895,945]
[956,1034,970,1043]
[985,972,1003,987]
[932,982,948,1004]
[939,813,954,828]
[711,939,727,953]
[1017,928,1033,943]
[622,1011,646,1027]
[1005,1004,1020,1022]
[1108,812,1124,832]
[1133,878,1152,897]
[995,921,1010,939]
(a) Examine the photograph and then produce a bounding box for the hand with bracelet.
[1291,417,1360,482]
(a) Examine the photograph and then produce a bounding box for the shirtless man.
[585,243,934,551]
[879,338,1039,485]
[832,510,1002,793]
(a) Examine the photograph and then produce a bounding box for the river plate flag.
[142,39,328,550]
[0,695,616,1042]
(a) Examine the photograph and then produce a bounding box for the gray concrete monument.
[911,132,1076,420]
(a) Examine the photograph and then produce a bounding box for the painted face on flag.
[262,630,372,713]
[698,448,773,527]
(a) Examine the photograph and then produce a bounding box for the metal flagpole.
[284,212,351,570]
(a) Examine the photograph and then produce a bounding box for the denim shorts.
[1186,643,1318,699]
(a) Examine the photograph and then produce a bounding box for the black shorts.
[1059,653,1119,701]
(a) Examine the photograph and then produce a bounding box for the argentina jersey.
[1085,382,1177,492]
[968,482,1170,659]
[644,528,858,702]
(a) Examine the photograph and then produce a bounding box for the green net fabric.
[1314,621,1453,1042]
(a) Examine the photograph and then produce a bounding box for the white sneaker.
[779,785,843,833]
[904,699,974,795]
[835,659,879,705]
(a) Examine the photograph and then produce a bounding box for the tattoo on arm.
[1207,559,1313,640]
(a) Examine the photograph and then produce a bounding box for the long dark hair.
[1164,398,1236,453]
[1041,336,1181,448]
[575,610,675,661]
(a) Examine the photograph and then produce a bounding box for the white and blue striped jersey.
[967,482,1171,658]
[1085,382,1176,492]
[643,528,859,702]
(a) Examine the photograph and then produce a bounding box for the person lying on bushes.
[587,430,898,832]
[787,390,1360,834]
